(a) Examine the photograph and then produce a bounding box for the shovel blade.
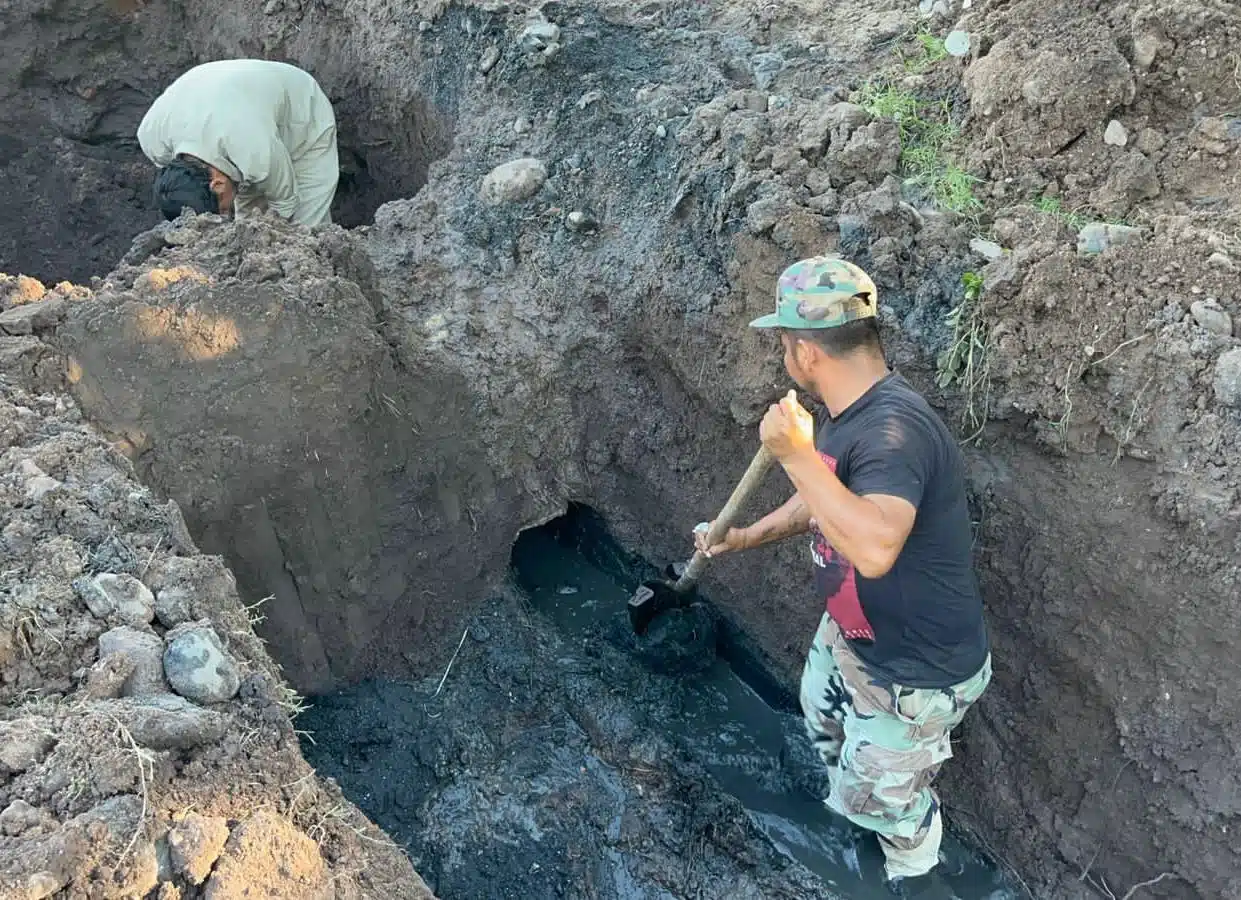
[627,579,695,635]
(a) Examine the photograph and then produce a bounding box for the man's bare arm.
[695,492,811,556]
[740,493,812,548]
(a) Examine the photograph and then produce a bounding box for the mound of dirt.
[0,375,433,898]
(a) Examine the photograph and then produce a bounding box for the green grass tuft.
[856,81,981,217]
[936,271,991,442]
[902,30,949,73]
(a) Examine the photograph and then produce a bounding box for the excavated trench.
[3,1,1239,899]
[299,505,1021,899]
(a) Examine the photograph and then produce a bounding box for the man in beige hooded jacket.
[138,59,339,226]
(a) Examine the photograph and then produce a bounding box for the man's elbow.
[854,544,900,579]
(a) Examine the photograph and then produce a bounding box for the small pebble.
[557,585,580,595]
[470,624,491,642]
[513,117,531,134]
[1104,120,1129,147]
[478,46,500,74]
[655,124,667,139]
[944,30,971,57]
[969,238,1004,260]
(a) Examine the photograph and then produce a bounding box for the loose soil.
[1,0,1239,897]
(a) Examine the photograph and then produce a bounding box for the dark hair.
[153,159,219,221]
[784,316,883,359]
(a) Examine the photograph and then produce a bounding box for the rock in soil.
[74,573,156,626]
[479,157,548,204]
[163,623,241,704]
[98,625,169,697]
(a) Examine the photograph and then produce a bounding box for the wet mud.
[300,510,1018,899]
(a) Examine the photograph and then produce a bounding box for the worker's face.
[779,333,821,399]
[208,167,236,216]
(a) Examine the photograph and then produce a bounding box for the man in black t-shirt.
[694,256,991,893]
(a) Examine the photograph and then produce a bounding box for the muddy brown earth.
[0,376,433,898]
[2,0,1240,897]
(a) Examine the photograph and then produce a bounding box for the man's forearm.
[779,447,903,578]
[739,493,812,548]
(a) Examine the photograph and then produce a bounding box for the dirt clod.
[167,812,230,886]
[203,811,332,900]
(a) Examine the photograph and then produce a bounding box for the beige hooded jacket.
[138,59,339,226]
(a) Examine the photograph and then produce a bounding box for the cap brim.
[748,313,784,329]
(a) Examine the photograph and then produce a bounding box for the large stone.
[1213,348,1241,407]
[98,626,169,697]
[168,813,231,885]
[479,158,548,205]
[163,624,241,704]
[73,573,155,626]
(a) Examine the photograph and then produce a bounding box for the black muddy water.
[300,508,1018,900]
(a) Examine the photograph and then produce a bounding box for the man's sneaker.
[885,871,960,899]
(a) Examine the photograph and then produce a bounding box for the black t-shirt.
[809,372,989,688]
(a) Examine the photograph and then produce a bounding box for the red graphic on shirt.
[812,451,876,641]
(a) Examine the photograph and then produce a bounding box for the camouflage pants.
[799,613,991,879]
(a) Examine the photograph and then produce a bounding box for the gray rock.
[1077,222,1143,255]
[1190,301,1234,336]
[944,30,971,57]
[1208,252,1236,271]
[566,210,597,233]
[163,624,241,704]
[154,585,195,628]
[969,238,1004,260]
[99,626,168,697]
[478,45,500,74]
[513,116,531,135]
[1133,33,1160,71]
[519,19,560,51]
[480,158,548,205]
[1214,348,1241,407]
[100,695,228,750]
[0,295,68,336]
[74,573,155,625]
[1103,119,1129,147]
[0,719,56,774]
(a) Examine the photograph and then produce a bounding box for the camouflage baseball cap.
[749,256,878,329]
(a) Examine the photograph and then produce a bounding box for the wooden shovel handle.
[674,444,775,591]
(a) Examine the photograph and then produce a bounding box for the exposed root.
[109,716,154,867]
